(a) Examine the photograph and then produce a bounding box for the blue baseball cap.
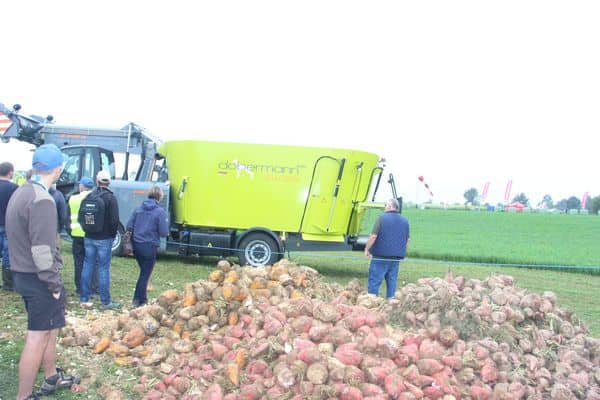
[32,144,68,172]
[79,176,94,188]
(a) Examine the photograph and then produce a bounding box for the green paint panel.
[159,140,381,237]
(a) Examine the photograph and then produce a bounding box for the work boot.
[2,268,13,291]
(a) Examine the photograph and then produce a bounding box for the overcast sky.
[1,1,598,205]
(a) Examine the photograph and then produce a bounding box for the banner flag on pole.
[582,192,589,210]
[417,176,433,197]
[481,182,490,201]
[504,180,513,202]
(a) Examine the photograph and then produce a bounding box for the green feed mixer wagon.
[158,140,399,266]
[0,100,398,266]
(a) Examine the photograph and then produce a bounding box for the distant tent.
[505,202,526,212]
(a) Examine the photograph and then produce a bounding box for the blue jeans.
[0,228,9,270]
[368,258,401,299]
[133,242,158,305]
[81,238,113,304]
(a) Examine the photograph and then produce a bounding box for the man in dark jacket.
[0,162,18,290]
[79,170,121,310]
[364,199,410,299]
[49,185,69,235]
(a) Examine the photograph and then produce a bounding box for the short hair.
[148,186,163,201]
[387,198,400,210]
[33,168,56,176]
[0,162,14,176]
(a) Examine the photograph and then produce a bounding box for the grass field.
[1,243,599,399]
[1,209,599,398]
[367,208,600,269]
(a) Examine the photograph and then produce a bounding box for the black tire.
[238,232,281,267]
[112,225,124,257]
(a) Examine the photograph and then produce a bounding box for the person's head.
[148,186,163,202]
[78,176,94,192]
[96,170,111,187]
[0,162,14,179]
[32,144,67,184]
[384,198,400,212]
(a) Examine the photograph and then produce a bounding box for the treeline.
[463,188,600,214]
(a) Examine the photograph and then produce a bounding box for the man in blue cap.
[68,176,98,295]
[6,144,79,399]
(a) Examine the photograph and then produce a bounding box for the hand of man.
[364,249,371,258]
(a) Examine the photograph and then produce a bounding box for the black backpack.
[78,189,107,234]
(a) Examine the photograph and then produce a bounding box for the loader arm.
[0,103,161,181]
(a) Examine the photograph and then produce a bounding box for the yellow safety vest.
[14,172,27,186]
[69,191,91,238]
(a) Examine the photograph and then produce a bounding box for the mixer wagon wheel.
[238,232,281,267]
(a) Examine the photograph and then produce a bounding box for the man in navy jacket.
[364,199,410,299]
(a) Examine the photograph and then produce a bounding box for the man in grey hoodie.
[7,144,78,400]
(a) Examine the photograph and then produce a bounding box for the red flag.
[481,182,490,200]
[504,180,513,202]
[417,176,433,197]
[582,192,589,209]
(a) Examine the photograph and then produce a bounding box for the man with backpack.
[78,170,121,310]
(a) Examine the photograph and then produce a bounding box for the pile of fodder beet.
[60,260,600,400]
[383,272,600,399]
